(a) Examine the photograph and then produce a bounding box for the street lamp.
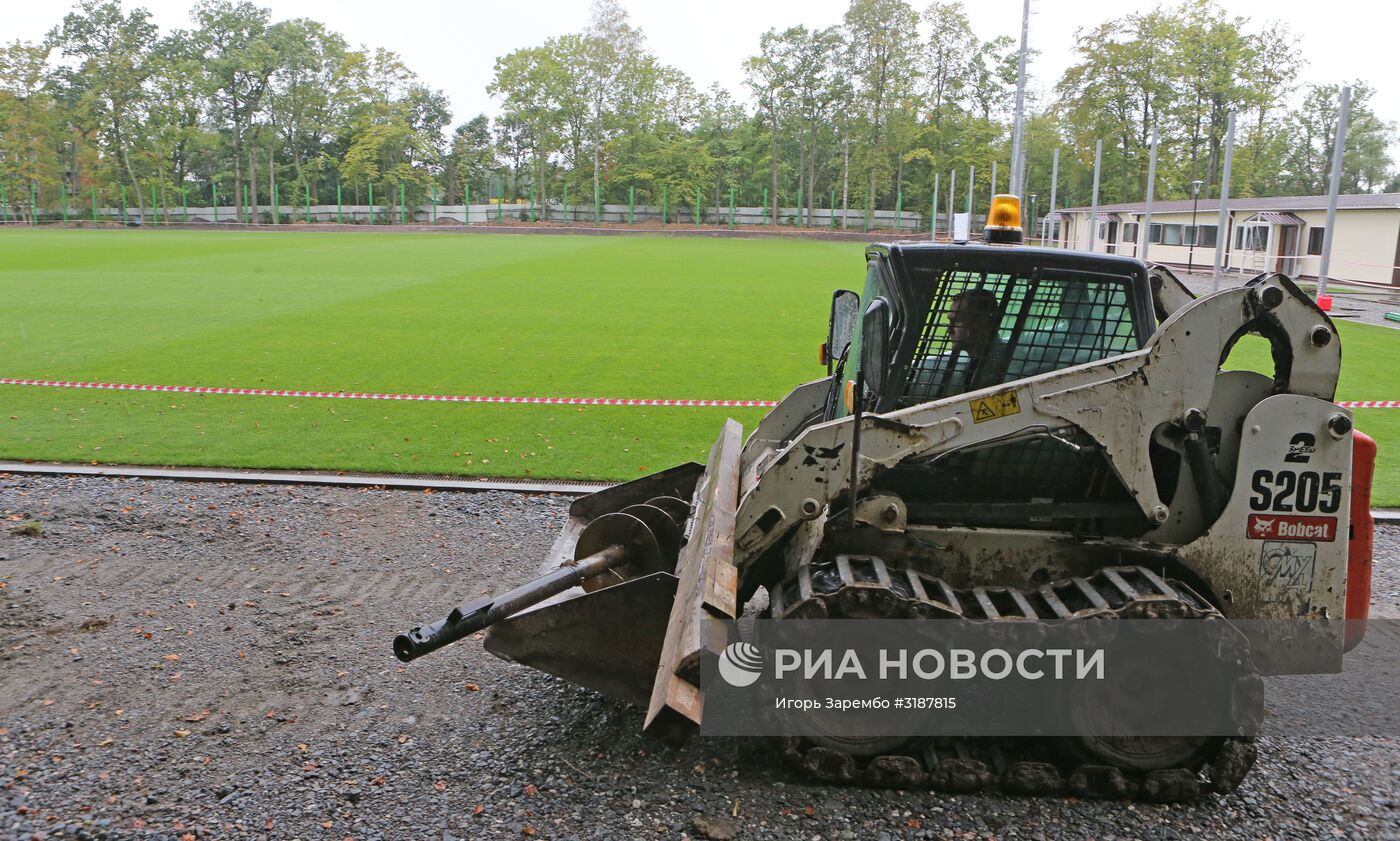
[1029,194,1038,243]
[1187,179,1204,273]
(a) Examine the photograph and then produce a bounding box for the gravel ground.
[1173,268,1400,331]
[0,474,1397,841]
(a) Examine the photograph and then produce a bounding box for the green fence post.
[728,186,734,230]
[629,186,634,224]
[593,182,600,225]
[121,185,127,224]
[61,183,68,223]
[1,184,7,223]
[560,184,566,224]
[796,188,802,227]
[863,190,870,234]
[432,184,437,224]
[336,183,342,223]
[463,184,469,225]
[895,189,903,233]
[399,184,406,224]
[497,184,503,222]
[93,186,99,224]
[32,183,38,225]
[272,182,279,225]
[368,183,374,224]
[930,191,936,238]
[212,184,218,224]
[242,184,248,224]
[695,187,701,226]
[762,188,768,225]
[661,185,667,225]
[304,187,310,223]
[529,184,535,223]
[830,190,837,230]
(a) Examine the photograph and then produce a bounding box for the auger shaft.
[392,544,627,662]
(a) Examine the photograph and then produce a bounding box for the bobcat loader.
[394,195,1375,799]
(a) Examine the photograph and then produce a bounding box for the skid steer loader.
[394,195,1375,800]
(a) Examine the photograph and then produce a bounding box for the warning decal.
[970,390,1021,424]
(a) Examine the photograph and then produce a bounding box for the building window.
[1162,224,1184,246]
[1123,222,1139,242]
[1194,225,1218,248]
[1149,223,1162,243]
[1308,227,1325,255]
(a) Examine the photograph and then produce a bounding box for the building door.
[1106,221,1118,253]
[1277,225,1299,276]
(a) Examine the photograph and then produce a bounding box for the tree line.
[1,0,1395,224]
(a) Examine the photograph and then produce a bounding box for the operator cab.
[822,195,1163,536]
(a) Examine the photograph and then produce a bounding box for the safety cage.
[868,245,1159,535]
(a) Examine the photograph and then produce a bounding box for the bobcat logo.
[1251,517,1275,537]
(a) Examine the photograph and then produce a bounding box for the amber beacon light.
[984,194,1024,244]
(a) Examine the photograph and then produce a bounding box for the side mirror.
[860,298,891,402]
[826,290,860,374]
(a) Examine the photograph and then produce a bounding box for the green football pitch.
[2,227,1399,503]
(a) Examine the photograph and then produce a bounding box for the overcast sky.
[9,0,1398,158]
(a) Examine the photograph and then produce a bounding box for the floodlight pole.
[966,165,974,216]
[1211,112,1236,292]
[1142,127,1158,261]
[1009,0,1031,197]
[1187,180,1203,272]
[931,173,939,240]
[1088,140,1101,251]
[1317,85,1351,298]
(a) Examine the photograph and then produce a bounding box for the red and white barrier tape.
[0,378,779,408]
[4,377,1399,409]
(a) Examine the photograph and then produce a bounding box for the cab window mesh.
[901,269,1138,405]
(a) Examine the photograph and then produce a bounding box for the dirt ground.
[0,474,1396,840]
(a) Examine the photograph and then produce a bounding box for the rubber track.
[769,556,1260,801]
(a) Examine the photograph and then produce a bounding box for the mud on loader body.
[395,239,1375,799]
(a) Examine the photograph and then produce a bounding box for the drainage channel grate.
[0,461,612,495]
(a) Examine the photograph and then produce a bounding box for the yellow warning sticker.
[970,390,1021,424]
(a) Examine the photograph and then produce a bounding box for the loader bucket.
[483,422,743,726]
[484,571,677,706]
